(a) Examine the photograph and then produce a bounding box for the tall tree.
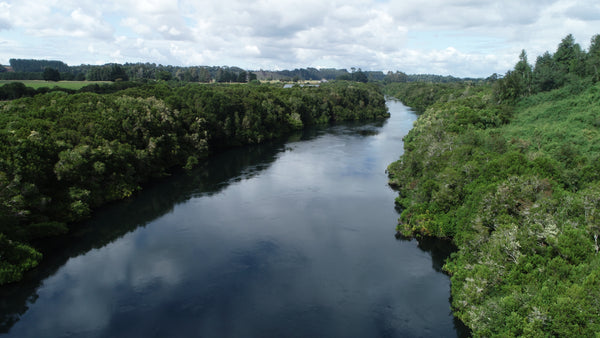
[587,34,600,81]
[533,51,560,92]
[514,50,532,95]
[554,34,585,76]
[494,50,534,101]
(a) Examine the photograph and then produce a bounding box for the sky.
[0,0,599,78]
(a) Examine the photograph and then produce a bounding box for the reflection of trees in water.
[394,235,471,337]
[0,136,292,333]
[414,237,457,273]
[393,234,456,273]
[417,239,472,336]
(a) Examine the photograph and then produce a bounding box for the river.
[0,99,467,337]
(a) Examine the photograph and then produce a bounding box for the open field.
[0,80,111,90]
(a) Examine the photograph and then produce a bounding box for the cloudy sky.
[1,0,599,77]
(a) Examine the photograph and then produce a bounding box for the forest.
[387,34,600,336]
[0,81,388,285]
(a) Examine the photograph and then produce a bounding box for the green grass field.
[0,80,111,90]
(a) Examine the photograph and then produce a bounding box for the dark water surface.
[1,100,466,337]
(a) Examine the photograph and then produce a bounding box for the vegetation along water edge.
[0,81,388,285]
[386,34,600,336]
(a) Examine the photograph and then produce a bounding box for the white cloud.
[69,8,113,39]
[1,0,599,77]
[244,45,261,56]
[121,17,152,36]
[0,2,11,30]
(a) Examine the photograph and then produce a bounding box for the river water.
[0,99,466,337]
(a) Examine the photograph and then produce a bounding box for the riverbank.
[387,77,600,335]
[0,81,388,285]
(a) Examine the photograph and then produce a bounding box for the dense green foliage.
[0,81,387,284]
[0,72,44,81]
[0,82,38,100]
[85,64,129,82]
[388,35,600,336]
[335,68,369,82]
[384,81,491,114]
[383,71,483,85]
[494,34,600,103]
[42,68,61,82]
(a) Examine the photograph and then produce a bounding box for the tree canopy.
[494,33,599,102]
[42,67,60,82]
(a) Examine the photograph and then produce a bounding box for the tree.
[237,70,247,83]
[533,52,560,92]
[156,70,172,81]
[352,68,368,83]
[336,73,351,81]
[384,71,408,84]
[109,64,129,81]
[587,34,600,81]
[554,34,585,76]
[0,82,35,100]
[43,67,61,82]
[198,67,211,83]
[493,71,524,102]
[175,69,185,81]
[514,50,532,95]
[493,51,533,102]
[554,34,577,66]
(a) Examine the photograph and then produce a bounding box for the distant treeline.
[383,71,483,84]
[1,59,258,83]
[254,68,381,82]
[0,81,388,285]
[7,59,71,73]
[1,59,481,84]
